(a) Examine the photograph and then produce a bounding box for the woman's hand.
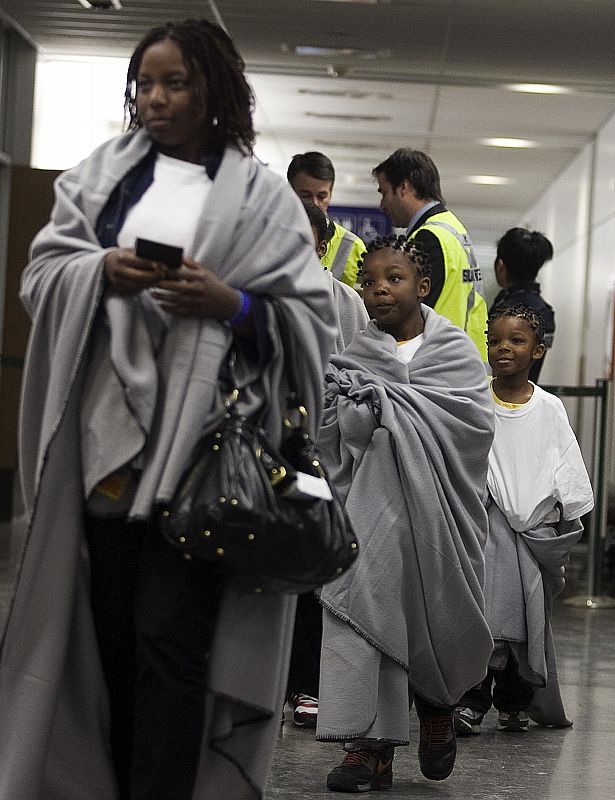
[151,256,242,321]
[104,248,167,295]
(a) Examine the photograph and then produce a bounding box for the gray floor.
[1,516,615,799]
[269,544,615,799]
[271,601,615,799]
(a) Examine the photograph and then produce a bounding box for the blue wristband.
[228,290,252,326]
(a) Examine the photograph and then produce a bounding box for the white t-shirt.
[488,382,594,531]
[396,333,424,364]
[117,152,212,256]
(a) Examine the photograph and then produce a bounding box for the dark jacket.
[490,283,555,382]
[408,203,447,308]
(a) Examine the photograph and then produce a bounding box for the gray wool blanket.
[329,273,369,352]
[316,310,495,743]
[485,499,583,727]
[0,130,336,799]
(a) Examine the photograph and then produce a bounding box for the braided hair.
[125,19,255,155]
[488,303,545,345]
[358,234,431,279]
[496,227,553,283]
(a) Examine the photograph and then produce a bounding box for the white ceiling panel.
[433,86,615,139]
[2,0,615,246]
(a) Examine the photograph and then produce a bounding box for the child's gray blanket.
[318,309,495,722]
[485,499,583,727]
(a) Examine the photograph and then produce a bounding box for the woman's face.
[135,38,207,163]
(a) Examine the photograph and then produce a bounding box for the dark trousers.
[460,655,535,715]
[287,590,323,698]
[85,515,226,800]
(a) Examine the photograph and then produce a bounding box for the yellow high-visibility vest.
[409,210,487,361]
[321,222,365,288]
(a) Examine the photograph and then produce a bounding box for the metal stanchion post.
[565,379,615,609]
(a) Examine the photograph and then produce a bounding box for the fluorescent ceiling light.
[506,83,571,94]
[466,175,513,185]
[315,140,380,150]
[294,45,389,60]
[295,46,358,57]
[481,137,537,148]
[77,1,123,9]
[306,111,386,122]
[298,88,393,100]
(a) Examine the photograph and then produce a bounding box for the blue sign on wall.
[328,206,392,243]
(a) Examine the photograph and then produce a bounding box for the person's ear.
[399,179,419,201]
[316,240,327,259]
[533,342,546,361]
[417,276,431,298]
[494,258,507,286]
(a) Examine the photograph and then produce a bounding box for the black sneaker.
[417,707,456,781]
[497,710,529,732]
[326,747,394,792]
[454,706,484,736]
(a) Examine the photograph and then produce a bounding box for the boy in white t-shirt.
[454,305,594,736]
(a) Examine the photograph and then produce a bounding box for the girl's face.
[136,38,207,163]
[361,247,430,339]
[487,315,545,378]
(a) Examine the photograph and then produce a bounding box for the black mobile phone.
[135,237,183,269]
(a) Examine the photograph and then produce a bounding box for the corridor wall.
[521,109,615,487]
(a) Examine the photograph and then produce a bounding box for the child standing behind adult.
[317,235,494,793]
[454,305,594,736]
[490,228,555,382]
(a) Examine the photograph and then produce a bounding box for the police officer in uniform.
[373,148,488,361]
[288,151,365,288]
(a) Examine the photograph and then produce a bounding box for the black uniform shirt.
[490,282,555,382]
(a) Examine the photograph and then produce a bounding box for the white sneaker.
[454,707,484,735]
[497,710,529,732]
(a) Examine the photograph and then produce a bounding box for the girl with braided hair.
[454,305,593,736]
[316,234,494,792]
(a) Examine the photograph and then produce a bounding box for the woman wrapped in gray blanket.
[316,234,495,793]
[0,19,335,800]
[454,305,593,736]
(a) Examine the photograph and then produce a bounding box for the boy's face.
[487,315,546,378]
[361,247,430,338]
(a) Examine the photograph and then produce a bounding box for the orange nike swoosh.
[376,758,393,774]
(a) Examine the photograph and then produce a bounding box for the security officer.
[373,148,487,360]
[288,152,365,288]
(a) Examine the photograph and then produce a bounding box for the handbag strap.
[222,297,308,427]
[267,297,309,424]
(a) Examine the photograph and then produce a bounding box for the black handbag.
[158,302,358,594]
